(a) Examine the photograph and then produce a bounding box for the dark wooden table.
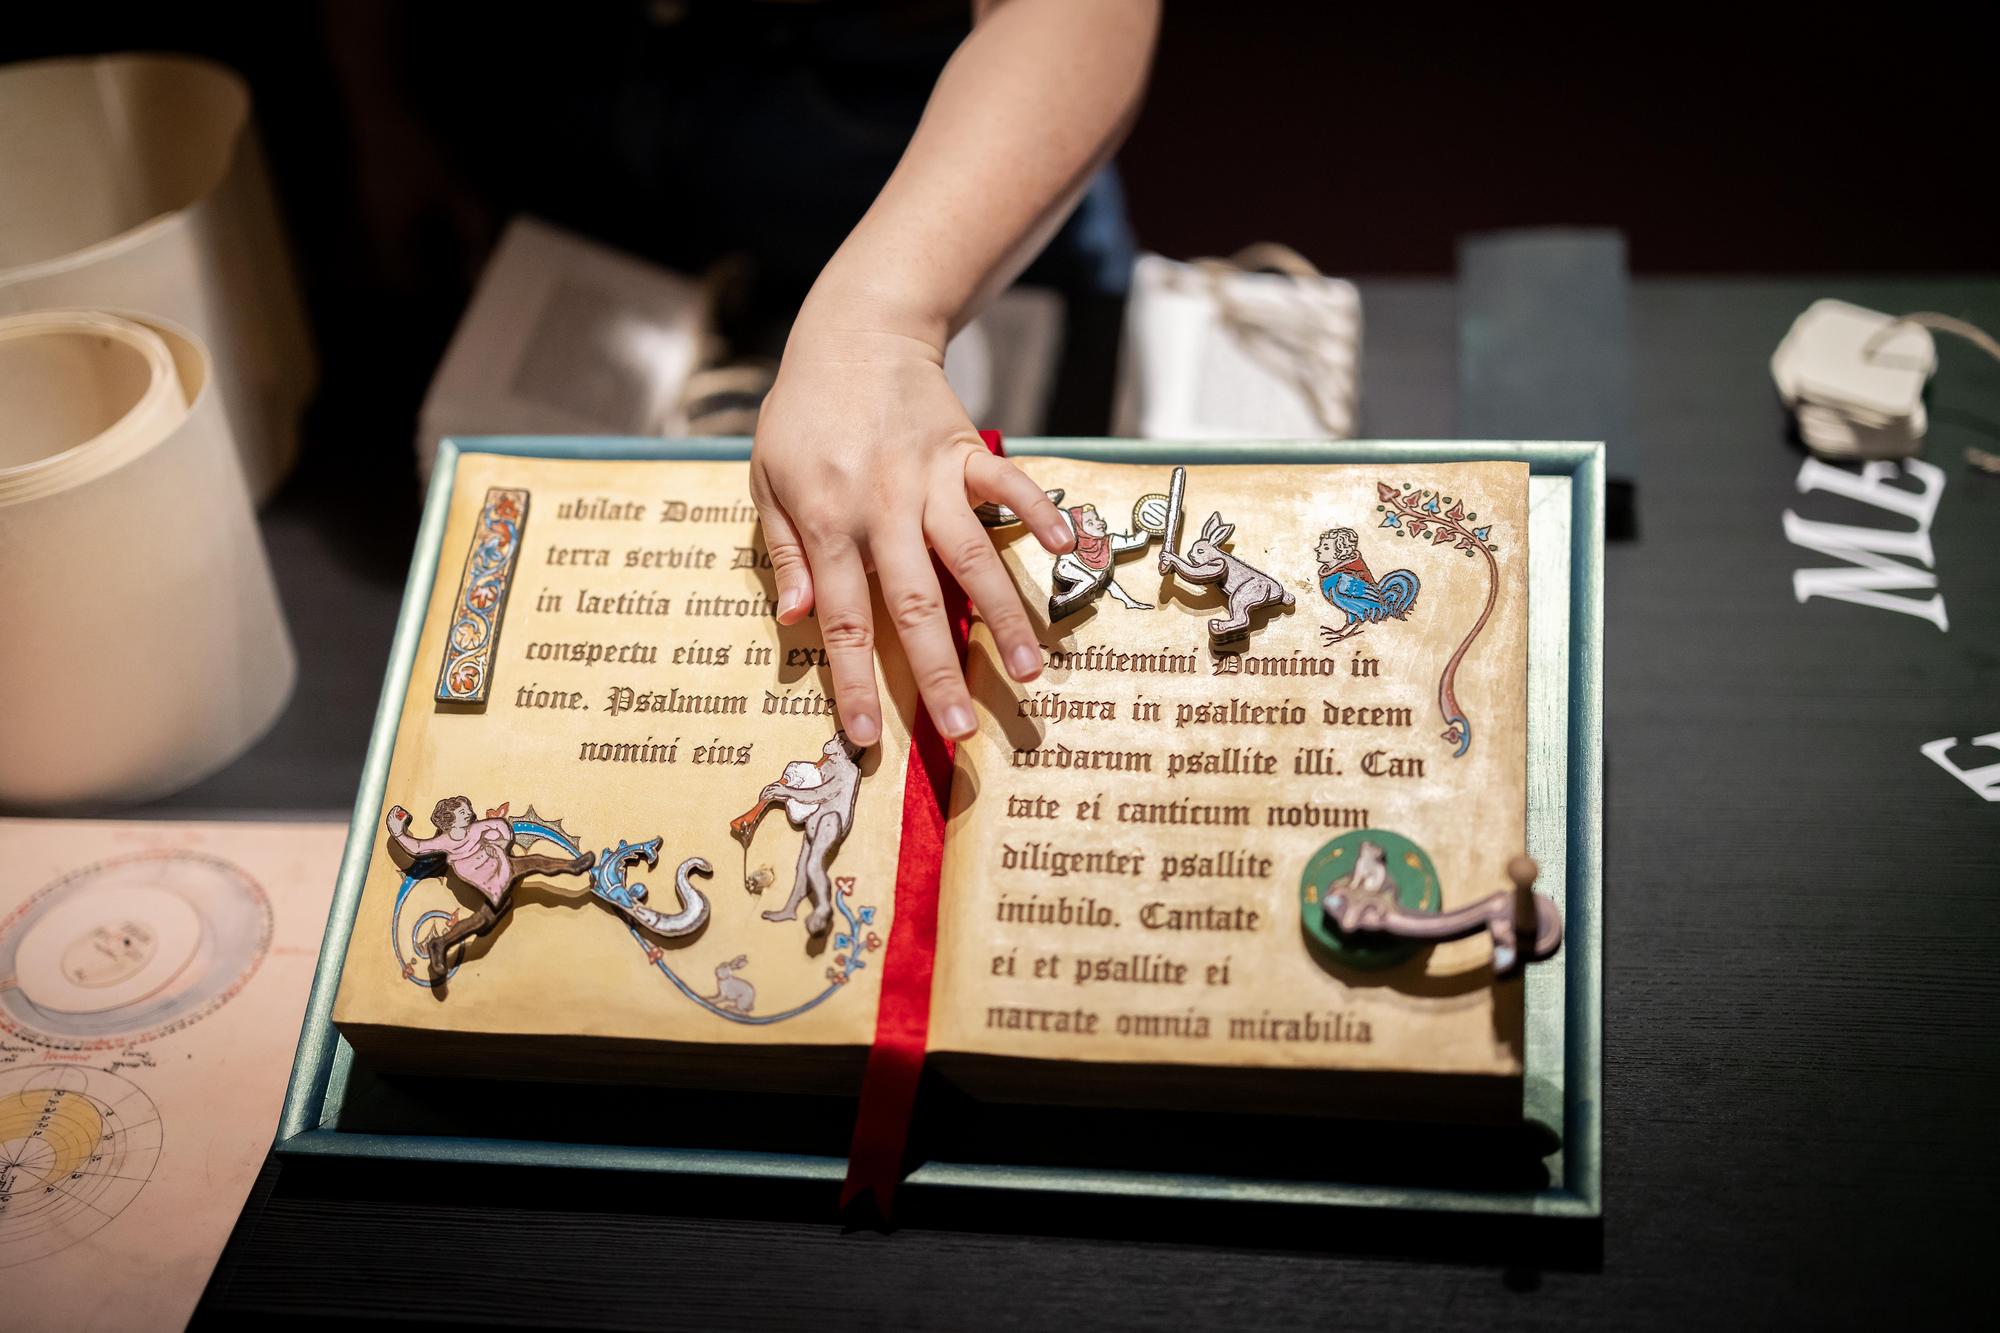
[173,277,1997,1328]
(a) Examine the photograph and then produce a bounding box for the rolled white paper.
[0,53,316,502]
[0,311,296,808]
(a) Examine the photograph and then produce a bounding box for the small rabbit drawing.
[1160,511,1294,641]
[705,955,756,1014]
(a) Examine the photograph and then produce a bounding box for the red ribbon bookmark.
[839,430,1004,1218]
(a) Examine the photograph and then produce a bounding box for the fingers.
[926,494,1043,684]
[761,445,1055,748]
[751,474,814,624]
[803,539,883,747]
[871,526,979,741]
[965,451,1074,553]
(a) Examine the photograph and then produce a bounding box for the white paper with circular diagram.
[0,818,343,1332]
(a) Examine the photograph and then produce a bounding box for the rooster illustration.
[1316,527,1419,644]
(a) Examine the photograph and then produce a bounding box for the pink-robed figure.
[387,796,594,984]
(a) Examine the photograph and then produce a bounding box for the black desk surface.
[168,277,1996,1328]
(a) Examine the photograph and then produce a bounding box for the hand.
[386,807,410,836]
[751,325,1074,746]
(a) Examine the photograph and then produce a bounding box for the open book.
[332,450,1536,1118]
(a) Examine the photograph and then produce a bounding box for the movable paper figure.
[974,487,1065,527]
[731,733,863,937]
[1315,526,1420,645]
[1158,508,1295,645]
[1317,840,1562,977]
[387,797,595,984]
[979,480,1170,622]
[1048,502,1157,620]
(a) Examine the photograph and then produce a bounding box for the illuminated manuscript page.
[333,455,916,1055]
[931,458,1529,1079]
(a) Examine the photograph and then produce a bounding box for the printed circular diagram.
[0,852,272,1048]
[0,1064,160,1267]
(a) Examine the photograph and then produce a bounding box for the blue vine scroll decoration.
[435,487,528,704]
[389,811,878,1022]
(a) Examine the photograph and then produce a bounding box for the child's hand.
[750,326,1074,747]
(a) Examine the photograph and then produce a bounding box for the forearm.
[792,0,1159,356]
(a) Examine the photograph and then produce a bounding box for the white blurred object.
[678,286,1062,438]
[1771,300,1936,460]
[418,216,711,473]
[0,310,295,808]
[0,54,316,503]
[1115,247,1360,440]
[944,287,1065,435]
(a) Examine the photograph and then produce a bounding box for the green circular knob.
[1298,828,1441,970]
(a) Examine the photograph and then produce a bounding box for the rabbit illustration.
[1160,511,1295,639]
[705,955,756,1014]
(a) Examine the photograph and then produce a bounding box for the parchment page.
[932,459,1529,1077]
[0,818,344,1333]
[333,455,915,1052]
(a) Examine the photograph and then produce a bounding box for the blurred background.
[6,0,1989,480]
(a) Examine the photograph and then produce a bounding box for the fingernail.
[942,705,975,738]
[848,714,880,746]
[776,588,801,620]
[1008,644,1042,680]
[1045,512,1075,549]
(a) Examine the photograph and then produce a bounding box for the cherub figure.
[1049,503,1155,619]
[387,797,595,984]
[737,734,862,937]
